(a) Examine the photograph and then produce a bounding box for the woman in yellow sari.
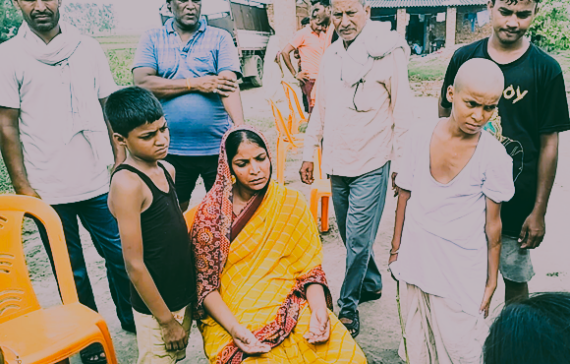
[187,126,367,364]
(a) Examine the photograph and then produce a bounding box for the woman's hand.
[230,324,271,355]
[304,306,331,344]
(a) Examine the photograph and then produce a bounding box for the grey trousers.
[330,162,390,315]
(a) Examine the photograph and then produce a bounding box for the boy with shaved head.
[390,59,515,364]
[440,0,570,303]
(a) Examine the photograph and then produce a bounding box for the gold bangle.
[186,78,192,91]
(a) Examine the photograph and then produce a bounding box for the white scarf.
[17,21,108,159]
[340,21,411,87]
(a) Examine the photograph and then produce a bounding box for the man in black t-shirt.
[439,0,570,304]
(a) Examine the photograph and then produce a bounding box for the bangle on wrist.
[186,78,192,91]
[390,249,399,255]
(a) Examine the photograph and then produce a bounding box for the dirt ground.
[22,43,570,363]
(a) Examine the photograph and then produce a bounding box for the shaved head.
[447,58,505,135]
[453,58,504,97]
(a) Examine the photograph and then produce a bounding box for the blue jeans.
[330,162,390,315]
[36,193,134,328]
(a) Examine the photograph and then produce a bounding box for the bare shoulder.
[109,170,146,212]
[159,160,176,179]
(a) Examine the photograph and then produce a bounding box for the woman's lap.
[238,307,367,364]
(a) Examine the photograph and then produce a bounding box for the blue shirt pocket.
[188,51,216,76]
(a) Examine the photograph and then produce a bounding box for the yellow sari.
[188,126,367,364]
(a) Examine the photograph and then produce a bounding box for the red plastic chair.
[0,195,118,364]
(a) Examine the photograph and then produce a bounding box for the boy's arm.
[111,173,188,351]
[480,197,502,318]
[389,189,411,265]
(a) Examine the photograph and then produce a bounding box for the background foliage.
[105,49,135,86]
[0,0,22,44]
[61,3,117,35]
[529,0,570,51]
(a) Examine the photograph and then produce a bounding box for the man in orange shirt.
[281,15,330,113]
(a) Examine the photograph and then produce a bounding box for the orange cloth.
[290,27,328,79]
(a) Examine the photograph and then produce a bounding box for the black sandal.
[360,290,382,304]
[80,343,107,364]
[339,310,360,338]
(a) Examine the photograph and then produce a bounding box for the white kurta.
[395,119,515,317]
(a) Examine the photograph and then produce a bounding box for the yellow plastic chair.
[309,147,331,232]
[269,100,305,185]
[0,195,118,364]
[281,81,307,134]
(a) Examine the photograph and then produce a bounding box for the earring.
[231,175,237,185]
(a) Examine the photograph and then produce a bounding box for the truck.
[160,0,273,87]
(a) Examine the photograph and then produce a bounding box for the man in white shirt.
[299,0,412,337]
[390,59,515,363]
[0,1,132,362]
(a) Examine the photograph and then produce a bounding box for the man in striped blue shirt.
[133,0,244,211]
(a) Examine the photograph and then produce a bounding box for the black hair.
[104,87,164,137]
[311,0,331,6]
[225,130,272,178]
[483,292,570,364]
[226,130,268,167]
[301,17,311,26]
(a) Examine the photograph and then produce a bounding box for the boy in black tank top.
[104,87,196,364]
[439,0,570,304]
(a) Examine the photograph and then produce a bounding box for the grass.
[408,58,449,82]
[0,156,13,194]
[106,48,136,86]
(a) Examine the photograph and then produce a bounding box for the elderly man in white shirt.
[300,0,412,337]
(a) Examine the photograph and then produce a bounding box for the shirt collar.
[165,16,207,34]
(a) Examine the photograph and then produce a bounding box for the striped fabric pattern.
[192,181,367,363]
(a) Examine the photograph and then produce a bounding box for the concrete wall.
[269,0,298,48]
[445,7,457,47]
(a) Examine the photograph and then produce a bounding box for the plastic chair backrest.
[269,99,299,149]
[281,81,307,133]
[0,195,78,325]
[183,206,198,232]
[313,146,323,180]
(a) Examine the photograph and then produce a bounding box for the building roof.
[369,0,487,8]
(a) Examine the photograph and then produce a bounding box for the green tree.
[61,3,117,35]
[529,0,570,51]
[0,0,23,44]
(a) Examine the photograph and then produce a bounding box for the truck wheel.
[249,56,264,88]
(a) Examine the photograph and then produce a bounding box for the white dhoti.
[398,283,488,364]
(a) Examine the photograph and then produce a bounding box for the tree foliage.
[0,0,23,44]
[529,0,570,51]
[61,3,117,35]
